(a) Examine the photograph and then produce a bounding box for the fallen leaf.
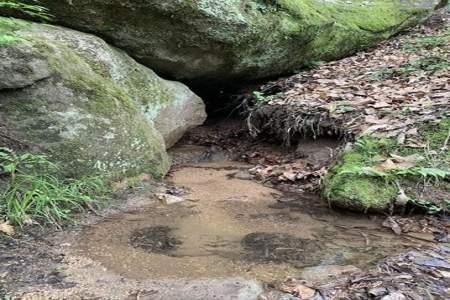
[438,270,450,278]
[0,222,15,236]
[375,154,423,172]
[406,128,418,135]
[292,285,316,299]
[382,217,402,235]
[376,159,398,172]
[381,291,406,300]
[371,101,391,108]
[156,193,185,205]
[390,153,424,164]
[395,189,410,206]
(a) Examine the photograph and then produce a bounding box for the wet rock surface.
[317,246,450,299]
[241,232,321,264]
[129,226,182,254]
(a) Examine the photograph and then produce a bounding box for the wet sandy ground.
[74,144,419,284]
[3,141,435,299]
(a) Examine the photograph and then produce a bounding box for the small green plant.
[0,0,51,20]
[371,57,450,81]
[346,135,450,180]
[246,0,283,13]
[403,32,450,51]
[371,66,416,80]
[252,91,269,103]
[332,131,450,213]
[252,91,284,105]
[410,57,450,72]
[0,148,109,227]
[304,60,325,70]
[354,136,396,157]
[337,164,450,180]
[411,198,450,215]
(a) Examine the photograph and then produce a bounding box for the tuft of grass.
[403,31,450,51]
[324,121,450,213]
[338,136,450,180]
[0,0,52,46]
[0,0,51,21]
[0,148,110,227]
[252,91,284,105]
[371,57,450,80]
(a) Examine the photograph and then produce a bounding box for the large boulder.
[0,17,206,179]
[1,0,444,83]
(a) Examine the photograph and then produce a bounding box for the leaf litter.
[247,10,450,149]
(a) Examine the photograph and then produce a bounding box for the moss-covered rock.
[324,120,450,212]
[323,150,398,212]
[0,17,206,180]
[1,0,443,83]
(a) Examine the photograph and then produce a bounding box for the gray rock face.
[1,0,443,83]
[154,80,207,148]
[147,279,264,300]
[0,43,51,89]
[0,17,206,179]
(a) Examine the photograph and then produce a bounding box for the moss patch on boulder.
[323,149,398,212]
[324,120,450,212]
[0,17,26,45]
[1,0,443,83]
[0,17,206,180]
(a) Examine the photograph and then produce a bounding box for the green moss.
[280,0,428,59]
[423,119,450,157]
[0,17,26,45]
[8,0,437,81]
[233,0,434,79]
[323,149,397,211]
[325,175,397,211]
[0,18,171,181]
[324,120,450,212]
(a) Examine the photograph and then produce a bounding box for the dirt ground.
[0,119,449,300]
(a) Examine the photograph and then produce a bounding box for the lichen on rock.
[0,17,206,180]
[0,0,443,83]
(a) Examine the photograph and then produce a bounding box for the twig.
[402,234,434,244]
[440,127,450,153]
[359,230,371,246]
[86,202,105,217]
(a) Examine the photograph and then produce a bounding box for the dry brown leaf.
[281,170,298,182]
[406,127,418,135]
[0,222,15,236]
[382,217,402,235]
[390,153,424,164]
[252,16,449,150]
[376,159,398,172]
[375,154,423,172]
[292,285,316,299]
[278,279,317,299]
[362,124,389,135]
[371,101,391,108]
[365,115,383,124]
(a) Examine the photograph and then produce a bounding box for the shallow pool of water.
[76,157,417,284]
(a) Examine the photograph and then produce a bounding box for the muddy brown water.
[75,142,418,285]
